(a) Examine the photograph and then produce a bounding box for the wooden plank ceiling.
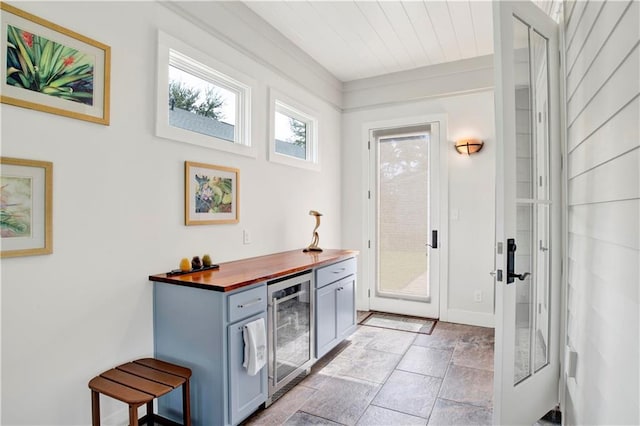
[244,1,494,82]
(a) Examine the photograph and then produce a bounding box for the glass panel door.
[368,121,441,319]
[378,133,430,300]
[492,1,560,424]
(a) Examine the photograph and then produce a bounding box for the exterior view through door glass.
[493,1,560,424]
[369,122,440,319]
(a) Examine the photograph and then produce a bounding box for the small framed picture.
[1,157,53,257]
[185,161,239,225]
[0,3,110,125]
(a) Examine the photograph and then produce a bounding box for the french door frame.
[362,114,449,319]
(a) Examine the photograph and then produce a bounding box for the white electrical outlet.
[474,290,482,303]
[243,229,251,245]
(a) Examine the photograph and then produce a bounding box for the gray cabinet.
[153,282,267,426]
[315,258,357,359]
[336,277,356,340]
[151,252,358,425]
[228,312,268,425]
[316,281,338,357]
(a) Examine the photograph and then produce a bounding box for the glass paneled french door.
[368,121,441,319]
[493,1,561,424]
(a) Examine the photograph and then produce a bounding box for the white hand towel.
[242,318,266,376]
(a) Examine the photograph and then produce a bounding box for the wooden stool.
[88,358,191,426]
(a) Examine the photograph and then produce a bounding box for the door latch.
[490,270,503,281]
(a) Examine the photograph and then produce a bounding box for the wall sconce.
[455,139,484,155]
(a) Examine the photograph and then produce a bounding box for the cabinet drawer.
[316,258,356,289]
[228,284,267,323]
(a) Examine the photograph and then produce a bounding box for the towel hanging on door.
[243,318,266,376]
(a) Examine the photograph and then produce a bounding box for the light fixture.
[455,138,484,155]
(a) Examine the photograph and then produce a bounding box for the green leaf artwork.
[6,24,94,105]
[0,176,32,238]
[194,174,233,214]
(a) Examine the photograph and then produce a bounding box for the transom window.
[156,31,254,157]
[269,90,318,170]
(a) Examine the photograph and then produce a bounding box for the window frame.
[268,88,319,171]
[156,31,255,157]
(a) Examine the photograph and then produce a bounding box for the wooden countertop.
[149,248,358,292]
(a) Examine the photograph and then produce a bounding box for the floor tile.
[459,327,495,344]
[284,411,342,425]
[329,346,403,384]
[413,332,460,351]
[433,322,493,342]
[356,405,427,426]
[439,365,493,408]
[300,375,381,425]
[301,369,333,390]
[250,317,496,426]
[345,325,385,348]
[432,321,478,335]
[302,341,351,389]
[371,370,440,418]
[243,385,316,425]
[364,328,416,355]
[427,398,492,425]
[397,345,452,378]
[452,341,495,372]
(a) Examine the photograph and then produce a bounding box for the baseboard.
[443,309,494,328]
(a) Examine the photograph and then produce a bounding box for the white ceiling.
[244,1,494,82]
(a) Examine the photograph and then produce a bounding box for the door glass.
[531,28,551,373]
[273,280,311,383]
[512,16,551,385]
[513,15,534,385]
[377,133,430,301]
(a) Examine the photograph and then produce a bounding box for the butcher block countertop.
[149,248,358,292]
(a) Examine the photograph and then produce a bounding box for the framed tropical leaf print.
[0,3,110,125]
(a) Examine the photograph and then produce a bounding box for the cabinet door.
[228,312,267,425]
[315,282,338,359]
[336,277,356,339]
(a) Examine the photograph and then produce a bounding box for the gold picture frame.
[185,161,239,225]
[1,157,53,257]
[0,3,110,125]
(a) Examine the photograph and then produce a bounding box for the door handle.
[426,230,438,249]
[509,272,531,281]
[506,238,531,283]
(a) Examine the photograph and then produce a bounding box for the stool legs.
[146,401,154,425]
[128,404,139,426]
[182,380,191,426]
[91,390,100,426]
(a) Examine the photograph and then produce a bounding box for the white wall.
[563,0,639,424]
[342,60,496,327]
[0,2,342,425]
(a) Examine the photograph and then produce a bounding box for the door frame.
[361,114,449,319]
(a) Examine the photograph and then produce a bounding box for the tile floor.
[243,313,495,425]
